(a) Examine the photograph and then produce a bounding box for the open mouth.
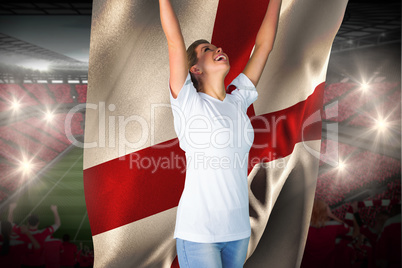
[215,55,227,61]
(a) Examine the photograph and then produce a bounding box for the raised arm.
[51,205,61,228]
[159,0,188,98]
[243,0,282,87]
[8,202,17,223]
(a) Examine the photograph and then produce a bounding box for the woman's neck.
[199,73,226,101]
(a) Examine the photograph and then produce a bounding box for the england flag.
[83,0,349,267]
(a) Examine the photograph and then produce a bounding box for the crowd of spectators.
[0,203,93,268]
[316,147,400,207]
[302,199,401,268]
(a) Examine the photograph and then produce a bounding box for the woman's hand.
[159,0,188,98]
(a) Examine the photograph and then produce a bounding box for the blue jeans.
[176,237,250,268]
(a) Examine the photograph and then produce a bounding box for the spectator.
[353,233,373,268]
[0,221,40,268]
[60,234,77,268]
[351,201,389,248]
[77,243,93,268]
[44,235,63,268]
[301,199,351,268]
[8,203,61,268]
[376,204,401,268]
[351,201,389,268]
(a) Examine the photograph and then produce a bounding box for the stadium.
[0,0,400,267]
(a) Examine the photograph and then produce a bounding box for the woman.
[159,0,281,267]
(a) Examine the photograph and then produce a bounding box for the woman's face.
[192,43,230,76]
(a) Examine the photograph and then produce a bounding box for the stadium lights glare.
[375,118,388,131]
[52,80,63,84]
[360,83,369,92]
[37,80,48,83]
[11,100,21,111]
[45,111,54,122]
[20,159,33,175]
[337,161,346,171]
[19,60,50,72]
[82,80,88,84]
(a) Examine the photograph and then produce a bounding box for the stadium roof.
[0,0,400,74]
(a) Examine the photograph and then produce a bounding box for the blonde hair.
[186,39,210,91]
[311,199,328,228]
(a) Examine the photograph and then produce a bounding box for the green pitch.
[3,146,93,248]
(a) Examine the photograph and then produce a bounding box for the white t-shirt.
[170,73,258,243]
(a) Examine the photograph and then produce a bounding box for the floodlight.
[376,118,388,131]
[360,83,369,92]
[11,100,21,111]
[45,111,54,122]
[20,159,33,174]
[337,160,346,171]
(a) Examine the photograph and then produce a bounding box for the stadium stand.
[27,117,73,146]
[319,139,358,166]
[323,82,356,105]
[52,113,84,137]
[23,84,56,105]
[48,84,74,103]
[12,121,69,153]
[0,125,59,162]
[316,149,400,207]
[348,88,401,127]
[75,84,88,103]
[0,99,10,112]
[0,84,39,108]
[323,82,400,123]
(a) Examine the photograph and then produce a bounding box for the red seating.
[319,139,357,166]
[0,125,59,162]
[348,90,401,127]
[75,84,87,103]
[0,99,9,112]
[52,113,84,137]
[12,120,69,152]
[368,82,399,96]
[323,82,356,104]
[323,90,371,122]
[0,84,39,109]
[48,84,74,103]
[28,117,72,146]
[323,82,400,123]
[0,140,22,162]
[316,151,400,206]
[23,84,56,105]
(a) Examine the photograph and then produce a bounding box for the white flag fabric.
[83,0,348,267]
